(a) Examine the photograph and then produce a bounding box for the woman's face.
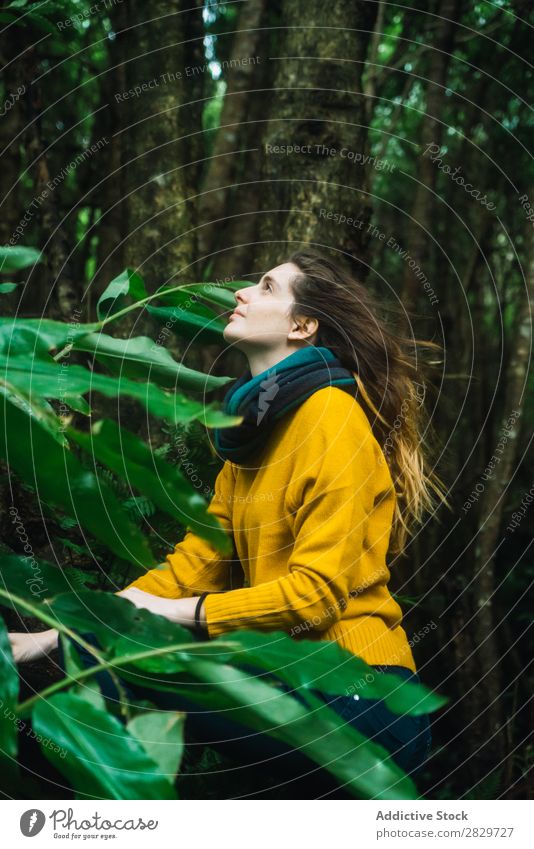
[224,261,312,350]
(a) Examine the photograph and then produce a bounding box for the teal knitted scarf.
[214,346,358,464]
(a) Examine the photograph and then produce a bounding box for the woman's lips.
[229,311,244,320]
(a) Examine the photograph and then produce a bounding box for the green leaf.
[127,711,185,784]
[0,554,92,602]
[97,269,148,321]
[0,317,99,357]
[59,635,106,711]
[217,280,254,293]
[47,619,416,799]
[0,283,18,293]
[72,332,232,393]
[182,280,253,307]
[1,353,241,428]
[0,399,156,568]
[0,615,19,760]
[0,383,69,447]
[68,419,233,553]
[157,283,241,315]
[43,591,194,660]
[146,304,227,344]
[0,246,42,273]
[32,693,177,799]
[65,394,91,415]
[210,631,448,716]
[60,633,86,679]
[124,657,417,799]
[187,281,248,309]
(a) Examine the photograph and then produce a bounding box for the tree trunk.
[402,0,463,309]
[0,24,25,245]
[260,0,379,276]
[468,209,534,763]
[91,0,129,308]
[120,0,205,290]
[197,0,268,263]
[206,14,278,282]
[24,58,79,319]
[231,0,379,279]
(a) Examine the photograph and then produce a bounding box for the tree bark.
[468,208,534,762]
[402,0,463,309]
[91,0,129,308]
[197,0,267,263]
[119,1,205,289]
[223,0,380,279]
[262,0,379,276]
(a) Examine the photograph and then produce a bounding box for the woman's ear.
[288,315,319,343]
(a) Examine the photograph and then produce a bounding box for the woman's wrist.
[42,628,59,655]
[169,596,207,628]
[193,592,209,638]
[116,588,207,631]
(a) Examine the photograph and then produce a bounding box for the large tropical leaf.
[0,246,42,273]
[0,317,99,357]
[0,554,91,602]
[0,400,156,568]
[0,616,19,761]
[0,382,70,447]
[154,281,245,310]
[118,657,417,800]
[68,419,233,552]
[127,711,185,785]
[201,630,447,716]
[147,303,227,344]
[32,693,178,800]
[97,268,148,320]
[0,353,241,428]
[72,332,232,392]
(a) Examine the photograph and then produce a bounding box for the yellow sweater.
[125,386,416,672]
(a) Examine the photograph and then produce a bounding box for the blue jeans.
[58,632,431,795]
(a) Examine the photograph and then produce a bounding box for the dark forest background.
[0,0,532,800]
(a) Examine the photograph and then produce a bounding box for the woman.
[10,249,448,796]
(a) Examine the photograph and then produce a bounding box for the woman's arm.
[9,629,59,663]
[116,586,206,627]
[9,595,207,664]
[8,463,232,663]
[202,397,384,638]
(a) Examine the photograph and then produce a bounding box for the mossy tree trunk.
[119,1,205,290]
[253,0,379,278]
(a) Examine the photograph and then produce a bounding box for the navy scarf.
[213,346,359,465]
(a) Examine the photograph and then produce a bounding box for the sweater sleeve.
[122,461,236,598]
[204,398,380,638]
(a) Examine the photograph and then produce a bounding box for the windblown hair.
[286,248,450,556]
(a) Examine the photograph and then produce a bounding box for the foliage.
[0,257,446,799]
[0,555,446,800]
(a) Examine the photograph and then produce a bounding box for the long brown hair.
[286,248,451,556]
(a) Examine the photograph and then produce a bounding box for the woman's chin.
[223,323,249,342]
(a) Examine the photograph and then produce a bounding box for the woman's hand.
[9,629,59,663]
[116,587,204,629]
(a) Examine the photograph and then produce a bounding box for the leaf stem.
[17,638,239,717]
[0,589,132,719]
[53,283,203,361]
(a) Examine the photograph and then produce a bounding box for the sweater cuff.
[203,583,291,638]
